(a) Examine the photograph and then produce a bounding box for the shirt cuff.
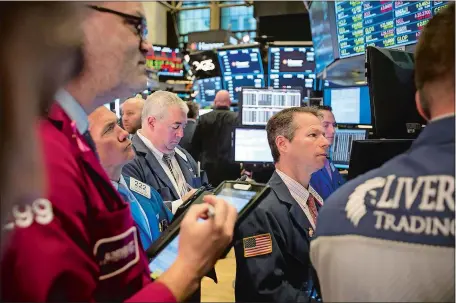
[171,199,184,214]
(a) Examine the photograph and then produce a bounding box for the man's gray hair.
[141,90,189,122]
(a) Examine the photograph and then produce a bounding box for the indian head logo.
[345,177,386,227]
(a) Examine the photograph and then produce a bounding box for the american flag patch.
[243,233,272,258]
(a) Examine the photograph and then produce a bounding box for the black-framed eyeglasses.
[88,5,148,41]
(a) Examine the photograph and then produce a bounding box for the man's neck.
[106,165,123,182]
[139,129,167,155]
[275,161,311,188]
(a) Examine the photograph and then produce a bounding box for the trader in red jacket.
[0,2,237,302]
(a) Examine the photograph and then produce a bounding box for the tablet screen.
[149,187,257,278]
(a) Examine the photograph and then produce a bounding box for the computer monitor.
[323,85,371,125]
[348,139,414,180]
[331,129,368,169]
[366,46,426,139]
[223,74,265,104]
[217,47,264,76]
[240,87,302,126]
[192,76,223,108]
[233,127,273,163]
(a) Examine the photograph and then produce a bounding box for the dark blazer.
[310,160,346,201]
[122,134,209,203]
[234,171,318,303]
[180,119,197,151]
[190,107,240,186]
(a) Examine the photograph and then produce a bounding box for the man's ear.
[147,116,156,129]
[275,136,288,157]
[415,91,430,121]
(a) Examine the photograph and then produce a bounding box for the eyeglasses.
[88,5,148,41]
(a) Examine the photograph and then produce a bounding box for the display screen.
[241,88,302,126]
[223,74,265,104]
[234,128,273,163]
[146,45,184,77]
[309,1,337,74]
[268,73,316,99]
[188,50,221,79]
[323,86,371,125]
[149,188,257,278]
[268,46,315,74]
[193,77,223,108]
[331,129,368,169]
[218,47,264,76]
[335,1,449,58]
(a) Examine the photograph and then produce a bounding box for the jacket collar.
[411,116,455,150]
[54,89,88,134]
[268,171,313,239]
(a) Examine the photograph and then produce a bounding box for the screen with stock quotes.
[335,1,448,58]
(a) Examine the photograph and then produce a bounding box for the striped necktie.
[162,153,187,197]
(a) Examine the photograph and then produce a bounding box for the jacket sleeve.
[234,207,311,303]
[126,280,176,302]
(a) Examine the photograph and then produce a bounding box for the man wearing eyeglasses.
[1,3,237,302]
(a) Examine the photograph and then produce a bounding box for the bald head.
[121,97,144,134]
[214,90,231,108]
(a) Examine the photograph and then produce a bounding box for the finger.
[224,204,238,238]
[183,203,210,222]
[204,196,228,231]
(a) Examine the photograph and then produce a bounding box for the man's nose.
[141,40,153,54]
[321,135,330,149]
[118,126,130,141]
[177,127,184,138]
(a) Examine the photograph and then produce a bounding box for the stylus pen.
[207,205,215,218]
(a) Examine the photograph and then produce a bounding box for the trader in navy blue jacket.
[310,105,345,200]
[123,91,209,214]
[88,106,172,249]
[234,107,328,303]
[311,4,455,302]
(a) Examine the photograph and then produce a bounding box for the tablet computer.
[147,181,270,279]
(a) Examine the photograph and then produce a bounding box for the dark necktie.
[82,130,98,158]
[306,194,318,225]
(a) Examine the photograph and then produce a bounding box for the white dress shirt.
[136,130,188,213]
[276,169,324,229]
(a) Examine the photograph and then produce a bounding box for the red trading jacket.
[0,103,176,302]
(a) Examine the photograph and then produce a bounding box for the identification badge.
[93,226,140,280]
[129,177,151,199]
[175,148,188,162]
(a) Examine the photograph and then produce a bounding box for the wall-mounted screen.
[218,47,264,76]
[335,1,449,59]
[188,50,221,79]
[268,46,315,73]
[192,76,223,108]
[223,74,265,104]
[146,45,184,77]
